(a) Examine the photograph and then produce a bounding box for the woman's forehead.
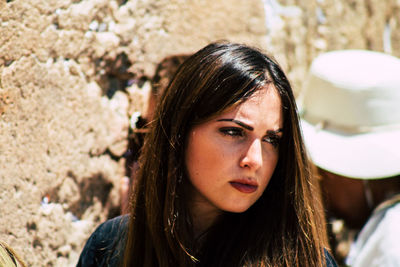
[206,86,283,129]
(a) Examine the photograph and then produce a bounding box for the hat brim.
[300,119,400,179]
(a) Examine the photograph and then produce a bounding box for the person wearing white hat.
[299,50,400,267]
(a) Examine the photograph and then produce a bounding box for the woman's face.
[185,86,283,219]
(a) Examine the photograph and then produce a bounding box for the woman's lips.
[229,179,258,193]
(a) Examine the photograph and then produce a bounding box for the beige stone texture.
[0,0,399,266]
[263,0,400,93]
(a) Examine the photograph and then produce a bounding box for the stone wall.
[0,0,399,266]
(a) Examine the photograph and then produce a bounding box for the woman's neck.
[189,197,222,239]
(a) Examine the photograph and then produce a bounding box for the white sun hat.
[299,50,400,179]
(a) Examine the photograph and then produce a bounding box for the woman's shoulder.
[76,215,130,267]
[324,248,338,267]
[93,214,130,238]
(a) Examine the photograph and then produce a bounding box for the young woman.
[77,42,336,267]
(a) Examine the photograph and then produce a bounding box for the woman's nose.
[239,139,263,171]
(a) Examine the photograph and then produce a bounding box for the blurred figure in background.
[120,54,189,214]
[300,50,400,266]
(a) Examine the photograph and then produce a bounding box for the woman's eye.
[263,135,280,148]
[219,127,244,137]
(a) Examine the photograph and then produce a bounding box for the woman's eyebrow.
[267,129,283,135]
[218,119,283,135]
[217,119,253,131]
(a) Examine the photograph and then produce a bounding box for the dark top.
[77,215,338,267]
[77,215,129,267]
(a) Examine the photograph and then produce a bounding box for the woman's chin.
[220,202,254,214]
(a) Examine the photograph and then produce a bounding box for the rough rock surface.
[0,0,399,266]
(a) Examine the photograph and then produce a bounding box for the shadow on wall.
[44,171,115,220]
[96,52,135,99]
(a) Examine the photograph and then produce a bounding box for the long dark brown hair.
[124,42,328,266]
